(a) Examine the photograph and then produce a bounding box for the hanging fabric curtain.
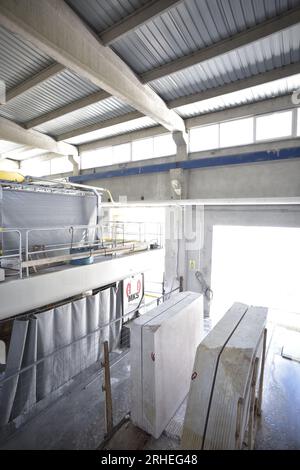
[0,283,123,427]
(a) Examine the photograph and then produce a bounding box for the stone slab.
[131,291,204,438]
[182,303,268,449]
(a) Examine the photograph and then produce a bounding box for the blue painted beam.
[71,146,300,183]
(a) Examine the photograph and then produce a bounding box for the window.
[256,110,293,141]
[0,159,18,171]
[112,143,131,164]
[132,137,154,161]
[20,158,51,177]
[220,117,254,148]
[153,134,176,158]
[50,156,73,175]
[189,124,219,152]
[297,108,300,136]
[81,147,113,170]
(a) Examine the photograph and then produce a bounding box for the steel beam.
[72,145,300,183]
[5,63,64,103]
[168,63,300,109]
[56,111,143,142]
[100,0,182,45]
[140,7,300,83]
[24,90,110,129]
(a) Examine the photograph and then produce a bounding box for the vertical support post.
[256,328,267,417]
[248,357,259,450]
[102,341,113,436]
[18,230,22,279]
[25,230,29,278]
[235,397,244,450]
[68,155,79,177]
[179,276,184,292]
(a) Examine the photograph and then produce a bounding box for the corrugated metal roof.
[34,96,134,137]
[65,116,156,145]
[111,0,300,73]
[0,25,53,90]
[175,74,300,118]
[66,0,149,33]
[0,69,103,124]
[149,24,300,101]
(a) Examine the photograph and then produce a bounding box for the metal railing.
[0,221,163,280]
[0,229,22,279]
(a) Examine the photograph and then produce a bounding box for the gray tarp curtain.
[0,284,122,426]
[0,188,97,253]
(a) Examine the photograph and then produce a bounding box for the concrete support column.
[200,220,213,318]
[164,205,206,296]
[170,131,188,199]
[164,206,184,294]
[68,155,80,176]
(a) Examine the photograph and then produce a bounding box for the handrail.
[0,221,162,280]
[0,229,22,279]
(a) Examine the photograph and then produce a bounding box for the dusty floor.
[0,315,299,450]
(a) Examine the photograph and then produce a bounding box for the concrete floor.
[255,324,300,449]
[0,318,299,450]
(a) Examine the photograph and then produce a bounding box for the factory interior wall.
[89,158,300,201]
[92,159,300,318]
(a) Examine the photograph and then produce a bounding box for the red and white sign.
[123,273,144,317]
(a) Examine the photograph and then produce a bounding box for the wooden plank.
[102,341,113,435]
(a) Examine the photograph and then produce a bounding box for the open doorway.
[210,225,300,328]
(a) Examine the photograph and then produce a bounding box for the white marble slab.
[181,303,268,450]
[130,291,204,438]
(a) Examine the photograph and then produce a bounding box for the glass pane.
[112,143,131,164]
[50,156,73,175]
[132,137,154,161]
[153,134,176,158]
[189,124,219,152]
[0,159,18,171]
[20,158,51,177]
[81,147,113,169]
[256,111,292,141]
[220,117,254,148]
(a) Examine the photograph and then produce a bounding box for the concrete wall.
[71,142,300,317]
[86,156,300,317]
[87,158,300,201]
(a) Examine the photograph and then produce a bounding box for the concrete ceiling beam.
[0,0,185,133]
[0,116,78,156]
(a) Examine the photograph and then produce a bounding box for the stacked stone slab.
[130,291,204,439]
[181,302,268,449]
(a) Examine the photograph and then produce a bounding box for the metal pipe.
[25,175,115,203]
